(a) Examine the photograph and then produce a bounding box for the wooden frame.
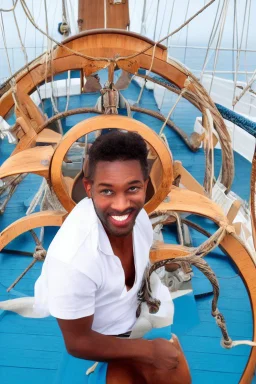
[0,211,67,251]
[50,115,173,214]
[0,146,54,180]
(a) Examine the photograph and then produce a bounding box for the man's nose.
[111,194,130,213]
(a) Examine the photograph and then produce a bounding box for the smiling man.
[34,130,190,384]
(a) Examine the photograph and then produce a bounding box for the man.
[34,130,190,383]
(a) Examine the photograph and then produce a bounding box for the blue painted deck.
[0,76,254,383]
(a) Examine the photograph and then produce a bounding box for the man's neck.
[106,230,133,259]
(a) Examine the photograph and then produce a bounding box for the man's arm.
[57,315,179,371]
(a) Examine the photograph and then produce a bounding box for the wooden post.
[78,0,129,31]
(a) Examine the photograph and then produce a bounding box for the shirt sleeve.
[35,257,97,320]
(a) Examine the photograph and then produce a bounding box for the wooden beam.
[0,146,54,179]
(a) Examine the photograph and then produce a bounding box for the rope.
[140,0,147,35]
[157,0,168,41]
[153,0,160,41]
[232,0,249,105]
[208,0,230,95]
[203,108,214,196]
[0,13,13,77]
[200,0,222,82]
[138,218,256,348]
[244,0,251,83]
[0,0,18,12]
[37,105,200,152]
[183,0,190,64]
[116,0,216,63]
[159,87,187,136]
[20,0,110,63]
[11,0,44,107]
[7,230,47,293]
[65,70,71,112]
[167,0,176,48]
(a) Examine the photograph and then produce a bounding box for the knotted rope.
[137,217,256,349]
[7,229,47,293]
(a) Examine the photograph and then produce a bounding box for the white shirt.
[34,198,154,335]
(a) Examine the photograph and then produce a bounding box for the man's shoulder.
[46,198,99,265]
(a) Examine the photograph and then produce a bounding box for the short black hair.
[85,130,149,180]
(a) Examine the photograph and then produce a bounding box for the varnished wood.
[14,86,45,133]
[0,211,67,251]
[12,116,37,155]
[78,0,104,31]
[173,161,206,195]
[50,115,173,214]
[36,129,62,144]
[106,1,129,30]
[0,146,54,179]
[0,31,168,118]
[227,199,241,224]
[154,186,227,225]
[78,0,129,31]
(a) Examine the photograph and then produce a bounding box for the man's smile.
[108,209,136,228]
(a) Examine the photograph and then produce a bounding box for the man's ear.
[82,177,92,198]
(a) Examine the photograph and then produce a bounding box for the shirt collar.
[97,219,115,256]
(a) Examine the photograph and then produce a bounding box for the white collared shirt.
[34,198,154,335]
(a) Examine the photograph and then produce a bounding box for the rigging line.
[176,0,189,47]
[144,0,154,24]
[117,0,216,63]
[65,70,71,112]
[153,0,160,41]
[159,88,186,136]
[200,0,222,82]
[68,0,78,34]
[62,0,68,23]
[157,0,168,41]
[244,0,251,83]
[231,0,236,82]
[31,0,36,59]
[232,0,249,106]
[0,12,13,77]
[167,0,175,48]
[209,0,230,95]
[12,0,44,107]
[145,0,155,29]
[19,0,110,62]
[161,0,176,112]
[140,0,147,35]
[183,0,190,64]
[0,0,18,12]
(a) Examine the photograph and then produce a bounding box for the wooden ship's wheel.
[0,4,255,381]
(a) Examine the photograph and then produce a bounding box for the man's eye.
[128,186,140,193]
[100,189,113,196]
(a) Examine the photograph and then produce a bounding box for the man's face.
[83,160,148,237]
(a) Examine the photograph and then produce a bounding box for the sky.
[0,0,255,81]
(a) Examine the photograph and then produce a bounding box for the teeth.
[111,214,129,222]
